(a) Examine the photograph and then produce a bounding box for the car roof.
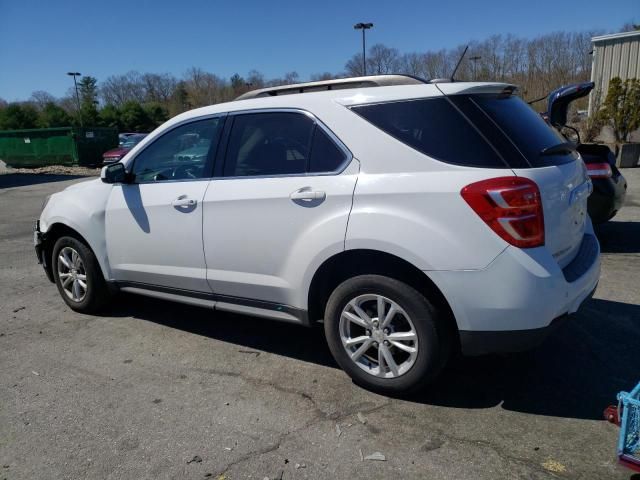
[165,81,516,127]
[121,79,516,171]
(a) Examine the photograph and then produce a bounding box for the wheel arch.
[42,221,109,282]
[307,249,459,347]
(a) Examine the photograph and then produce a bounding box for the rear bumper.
[588,174,627,224]
[459,314,569,355]
[428,233,600,355]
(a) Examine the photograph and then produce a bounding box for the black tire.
[324,275,449,394]
[51,235,110,313]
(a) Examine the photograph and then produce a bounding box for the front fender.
[39,179,113,279]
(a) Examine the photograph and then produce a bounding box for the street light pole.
[469,56,481,81]
[353,22,373,76]
[67,72,83,127]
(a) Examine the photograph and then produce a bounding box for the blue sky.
[0,0,637,101]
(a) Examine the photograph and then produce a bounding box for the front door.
[105,116,225,292]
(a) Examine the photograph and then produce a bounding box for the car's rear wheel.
[324,275,448,394]
[52,236,109,313]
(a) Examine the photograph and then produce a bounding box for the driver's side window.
[131,117,223,183]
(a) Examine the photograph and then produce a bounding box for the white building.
[589,30,640,114]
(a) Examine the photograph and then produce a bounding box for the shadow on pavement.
[111,292,639,421]
[0,173,85,189]
[595,221,640,254]
[111,293,336,368]
[410,297,640,420]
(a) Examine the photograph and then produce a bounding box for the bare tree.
[100,71,146,106]
[141,73,178,104]
[283,71,300,84]
[30,91,57,110]
[345,53,365,76]
[398,52,426,78]
[619,22,640,32]
[422,50,450,79]
[309,72,337,81]
[183,67,226,107]
[367,44,401,74]
[246,70,266,89]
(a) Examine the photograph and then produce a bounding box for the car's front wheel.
[52,236,109,313]
[324,275,448,394]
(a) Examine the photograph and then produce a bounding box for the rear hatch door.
[441,86,590,267]
[546,82,594,127]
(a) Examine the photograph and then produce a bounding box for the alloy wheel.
[57,246,87,302]
[339,294,418,378]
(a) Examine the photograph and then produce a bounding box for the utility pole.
[67,72,83,127]
[353,23,373,76]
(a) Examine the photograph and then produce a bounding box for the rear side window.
[223,112,348,177]
[309,128,346,173]
[351,98,506,168]
[224,112,313,177]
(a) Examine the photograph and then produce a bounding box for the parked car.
[118,132,142,146]
[103,134,148,164]
[34,75,600,393]
[544,81,627,223]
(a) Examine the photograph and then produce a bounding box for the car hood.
[62,178,102,192]
[546,81,594,127]
[103,147,129,157]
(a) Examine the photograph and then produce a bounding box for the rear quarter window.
[461,94,576,167]
[351,97,507,168]
[352,93,577,169]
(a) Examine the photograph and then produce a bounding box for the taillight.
[461,177,545,248]
[585,162,612,179]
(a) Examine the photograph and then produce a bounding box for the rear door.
[202,110,358,307]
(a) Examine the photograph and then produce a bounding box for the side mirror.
[101,162,128,184]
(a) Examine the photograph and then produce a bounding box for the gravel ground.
[0,160,100,177]
[0,169,639,479]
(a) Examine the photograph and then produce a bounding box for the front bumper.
[428,233,601,355]
[34,220,54,282]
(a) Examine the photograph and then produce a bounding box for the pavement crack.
[436,429,569,478]
[194,366,329,418]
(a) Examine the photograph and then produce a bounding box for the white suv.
[35,75,600,393]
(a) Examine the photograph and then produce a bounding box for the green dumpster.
[0,127,118,168]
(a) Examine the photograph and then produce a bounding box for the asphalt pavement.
[1,169,639,479]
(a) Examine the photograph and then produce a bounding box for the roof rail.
[235,74,428,100]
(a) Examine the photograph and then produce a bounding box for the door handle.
[172,195,197,207]
[290,188,326,201]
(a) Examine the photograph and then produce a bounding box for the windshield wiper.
[540,142,576,156]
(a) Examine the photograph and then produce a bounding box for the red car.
[102,133,147,164]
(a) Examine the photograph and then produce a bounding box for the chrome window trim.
[209,157,357,181]
[123,108,354,184]
[218,108,354,179]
